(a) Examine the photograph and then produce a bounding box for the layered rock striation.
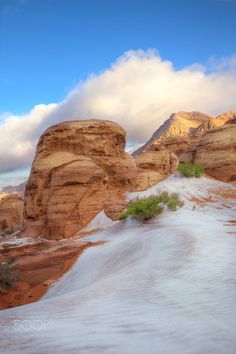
[8,112,236,239]
[194,123,236,183]
[133,111,213,155]
[134,111,236,182]
[23,120,137,239]
[0,195,23,234]
[22,119,178,239]
[134,147,178,190]
[134,111,236,155]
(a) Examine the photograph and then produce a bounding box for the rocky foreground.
[0,176,236,354]
[0,236,94,309]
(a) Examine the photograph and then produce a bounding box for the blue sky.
[0,0,236,186]
[1,0,236,115]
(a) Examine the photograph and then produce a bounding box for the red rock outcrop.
[194,111,236,135]
[23,120,137,239]
[0,236,94,309]
[134,111,236,183]
[133,111,212,155]
[0,195,23,234]
[134,111,236,156]
[21,113,236,239]
[135,147,178,190]
[151,118,236,182]
[194,124,236,183]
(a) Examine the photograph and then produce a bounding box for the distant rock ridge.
[194,122,236,182]
[2,182,26,197]
[195,112,236,135]
[134,111,236,183]
[133,111,212,155]
[133,111,236,155]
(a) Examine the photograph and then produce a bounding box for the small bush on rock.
[119,192,184,221]
[178,162,204,178]
[0,260,20,295]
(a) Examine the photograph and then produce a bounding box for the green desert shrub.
[119,192,184,221]
[178,162,204,178]
[0,260,20,295]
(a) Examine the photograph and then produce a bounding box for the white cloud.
[0,49,236,174]
[0,104,57,172]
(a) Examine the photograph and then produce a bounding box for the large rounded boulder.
[24,120,137,239]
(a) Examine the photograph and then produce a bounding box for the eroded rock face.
[194,112,236,135]
[135,148,178,190]
[134,111,212,155]
[134,111,236,156]
[24,120,137,239]
[147,135,201,164]
[134,111,236,183]
[154,118,236,182]
[149,136,192,158]
[0,236,91,309]
[194,124,236,183]
[0,195,23,234]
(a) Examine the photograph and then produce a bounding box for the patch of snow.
[79,210,115,234]
[1,176,236,354]
[128,174,232,201]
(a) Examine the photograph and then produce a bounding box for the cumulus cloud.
[1,49,236,174]
[0,104,57,173]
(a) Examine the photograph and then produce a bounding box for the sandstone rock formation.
[133,111,212,155]
[134,111,236,156]
[194,111,236,135]
[23,120,137,239]
[0,236,91,309]
[21,113,236,239]
[0,192,6,201]
[194,124,236,183]
[134,147,178,190]
[23,119,180,240]
[156,116,236,182]
[0,195,23,234]
[134,111,236,183]
[150,136,191,155]
[171,114,236,182]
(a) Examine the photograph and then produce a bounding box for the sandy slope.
[0,176,236,354]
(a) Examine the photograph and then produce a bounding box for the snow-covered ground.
[1,176,236,354]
